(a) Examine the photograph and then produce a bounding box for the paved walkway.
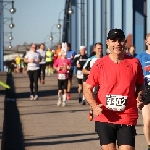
[10,73,147,149]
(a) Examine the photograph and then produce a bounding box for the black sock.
[148,145,150,150]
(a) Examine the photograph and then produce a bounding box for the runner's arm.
[135,60,145,109]
[84,83,97,108]
[72,55,78,66]
[84,63,103,115]
[82,60,90,74]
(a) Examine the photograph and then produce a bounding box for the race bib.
[58,74,66,80]
[145,75,150,86]
[77,70,83,79]
[106,95,127,111]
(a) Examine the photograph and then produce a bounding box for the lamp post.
[0,1,16,71]
[50,24,58,48]
[4,41,12,49]
[0,1,16,14]
[57,9,65,43]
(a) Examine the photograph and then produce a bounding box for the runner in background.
[66,43,76,100]
[73,46,88,105]
[24,43,41,100]
[53,46,71,106]
[136,33,150,150]
[15,55,21,73]
[55,44,62,59]
[46,48,54,76]
[37,43,46,84]
[82,42,103,121]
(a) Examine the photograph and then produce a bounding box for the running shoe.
[67,93,71,100]
[88,110,93,121]
[82,100,86,105]
[79,97,82,103]
[30,95,34,101]
[62,101,66,107]
[34,95,38,100]
[57,100,62,106]
[42,80,45,84]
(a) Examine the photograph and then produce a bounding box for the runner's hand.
[93,104,103,116]
[67,66,70,69]
[77,64,80,68]
[136,97,144,110]
[57,67,60,71]
[28,59,34,63]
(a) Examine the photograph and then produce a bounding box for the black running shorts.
[77,78,83,84]
[46,61,53,67]
[68,69,73,79]
[58,79,68,90]
[95,121,135,147]
[144,86,150,105]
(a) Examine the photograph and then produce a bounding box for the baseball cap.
[107,29,125,40]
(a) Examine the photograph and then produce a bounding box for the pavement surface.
[2,73,148,150]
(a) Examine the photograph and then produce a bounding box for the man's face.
[58,45,61,49]
[145,37,150,49]
[129,46,135,54]
[95,44,103,55]
[106,37,125,55]
[40,44,44,50]
[67,46,70,51]
[80,48,86,55]
[31,44,36,51]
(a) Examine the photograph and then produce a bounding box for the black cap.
[107,29,125,40]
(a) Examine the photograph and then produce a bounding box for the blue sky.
[4,0,66,47]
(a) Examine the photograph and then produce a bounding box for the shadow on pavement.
[15,87,78,99]
[1,73,25,150]
[24,132,98,147]
[20,108,90,116]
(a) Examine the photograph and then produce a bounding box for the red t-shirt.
[86,55,144,125]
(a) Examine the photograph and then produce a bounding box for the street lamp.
[50,24,58,47]
[57,23,61,29]
[9,1,16,14]
[8,44,12,49]
[57,9,65,43]
[68,7,74,15]
[4,32,13,40]
[4,17,15,28]
[0,1,16,14]
[4,41,12,49]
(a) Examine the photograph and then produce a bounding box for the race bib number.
[77,70,83,79]
[106,95,127,111]
[58,74,66,80]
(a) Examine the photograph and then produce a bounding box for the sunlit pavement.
[10,73,147,150]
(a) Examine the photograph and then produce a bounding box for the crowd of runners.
[8,28,150,150]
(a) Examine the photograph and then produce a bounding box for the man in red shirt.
[84,29,144,150]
